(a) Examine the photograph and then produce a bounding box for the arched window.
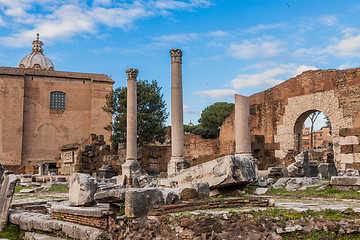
[50,91,66,110]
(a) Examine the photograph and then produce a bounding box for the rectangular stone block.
[318,163,337,179]
[339,136,359,145]
[305,164,318,177]
[125,188,164,218]
[353,145,360,153]
[341,145,354,154]
[331,176,360,186]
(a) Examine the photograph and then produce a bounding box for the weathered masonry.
[0,35,114,173]
[248,68,360,169]
[220,68,360,170]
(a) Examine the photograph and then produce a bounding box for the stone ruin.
[0,163,18,231]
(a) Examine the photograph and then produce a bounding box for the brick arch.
[274,90,353,168]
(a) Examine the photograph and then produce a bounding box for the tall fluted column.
[122,68,140,183]
[168,49,189,176]
[235,94,252,157]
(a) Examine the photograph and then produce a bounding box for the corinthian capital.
[170,49,182,63]
[126,68,138,80]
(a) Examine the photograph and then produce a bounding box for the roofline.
[0,67,114,84]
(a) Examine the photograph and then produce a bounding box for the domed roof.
[19,33,54,70]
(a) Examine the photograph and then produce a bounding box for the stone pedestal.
[122,68,141,180]
[168,49,189,176]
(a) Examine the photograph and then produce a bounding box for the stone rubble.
[0,171,19,231]
[272,177,326,191]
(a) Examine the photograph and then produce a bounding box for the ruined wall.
[220,68,360,169]
[0,67,114,171]
[0,74,24,166]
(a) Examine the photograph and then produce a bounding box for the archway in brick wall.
[293,110,332,152]
[274,90,353,168]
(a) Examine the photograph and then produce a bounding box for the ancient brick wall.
[0,67,113,172]
[220,68,360,169]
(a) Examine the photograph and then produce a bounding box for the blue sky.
[0,0,359,129]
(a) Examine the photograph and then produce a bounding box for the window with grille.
[50,91,66,110]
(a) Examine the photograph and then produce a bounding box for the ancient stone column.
[122,68,140,181]
[168,49,189,176]
[235,94,258,177]
[235,94,252,157]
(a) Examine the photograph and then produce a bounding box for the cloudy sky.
[0,0,359,128]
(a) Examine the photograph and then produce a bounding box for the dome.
[19,33,54,70]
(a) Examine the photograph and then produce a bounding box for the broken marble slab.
[159,155,257,189]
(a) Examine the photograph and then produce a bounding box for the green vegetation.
[14,185,36,194]
[249,208,358,222]
[48,184,69,192]
[0,224,21,240]
[281,230,360,240]
[184,102,235,139]
[103,80,168,149]
[267,187,360,199]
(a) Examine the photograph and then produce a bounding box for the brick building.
[0,34,114,173]
[302,125,332,150]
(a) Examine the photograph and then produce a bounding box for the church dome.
[19,33,54,70]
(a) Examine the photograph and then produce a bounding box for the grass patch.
[281,230,360,240]
[251,208,303,220]
[48,185,69,193]
[250,208,358,221]
[0,224,21,240]
[14,185,36,194]
[267,187,360,199]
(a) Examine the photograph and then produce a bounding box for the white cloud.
[155,0,212,10]
[230,64,317,89]
[0,0,212,47]
[155,33,198,43]
[295,65,317,75]
[227,39,284,59]
[338,63,357,70]
[91,6,150,28]
[326,34,360,57]
[318,15,337,27]
[207,30,228,37]
[246,23,286,33]
[193,89,238,99]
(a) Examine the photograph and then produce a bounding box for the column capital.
[170,49,182,63]
[126,68,138,80]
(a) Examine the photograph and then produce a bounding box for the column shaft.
[126,77,137,160]
[235,94,252,156]
[171,61,184,157]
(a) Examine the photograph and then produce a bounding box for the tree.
[103,80,168,149]
[308,111,321,149]
[198,102,235,138]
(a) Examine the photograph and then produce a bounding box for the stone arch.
[293,110,319,152]
[275,90,353,168]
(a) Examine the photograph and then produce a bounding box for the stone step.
[24,232,66,240]
[9,210,111,240]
